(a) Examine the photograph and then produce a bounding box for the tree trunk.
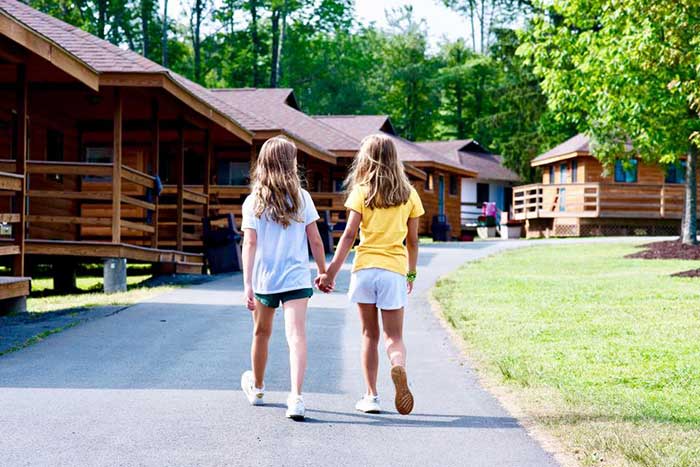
[277,0,288,84]
[681,143,698,245]
[270,6,280,88]
[250,0,261,87]
[191,0,203,82]
[141,0,151,57]
[469,0,477,52]
[97,0,107,39]
[161,0,169,66]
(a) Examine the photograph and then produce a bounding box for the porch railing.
[26,161,157,244]
[513,182,695,221]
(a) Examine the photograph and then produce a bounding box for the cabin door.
[438,175,445,214]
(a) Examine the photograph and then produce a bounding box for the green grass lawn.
[434,243,700,467]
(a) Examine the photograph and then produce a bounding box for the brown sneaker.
[390,365,414,415]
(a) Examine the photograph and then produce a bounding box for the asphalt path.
[0,240,601,467]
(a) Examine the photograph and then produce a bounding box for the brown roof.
[531,133,591,166]
[418,140,519,183]
[316,115,476,177]
[213,89,360,155]
[0,0,277,139]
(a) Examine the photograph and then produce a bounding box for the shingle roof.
[532,133,591,164]
[0,0,274,135]
[0,0,164,73]
[212,89,360,154]
[316,115,475,176]
[418,140,519,183]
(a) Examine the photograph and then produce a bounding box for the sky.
[354,0,470,46]
[164,0,470,48]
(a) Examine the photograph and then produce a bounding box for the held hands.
[314,272,335,293]
[244,285,255,311]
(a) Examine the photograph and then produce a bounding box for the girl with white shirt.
[240,136,327,421]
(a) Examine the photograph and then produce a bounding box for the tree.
[380,7,440,141]
[520,0,700,244]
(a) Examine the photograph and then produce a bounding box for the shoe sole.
[287,414,305,421]
[391,365,414,415]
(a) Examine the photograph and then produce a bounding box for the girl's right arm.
[406,217,420,294]
[322,210,362,288]
[242,228,257,311]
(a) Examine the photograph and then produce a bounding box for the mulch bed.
[626,240,700,278]
[626,240,700,260]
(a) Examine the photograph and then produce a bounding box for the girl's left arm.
[242,228,257,311]
[406,217,420,294]
[306,222,327,279]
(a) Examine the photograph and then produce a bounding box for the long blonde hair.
[251,136,303,228]
[345,134,412,209]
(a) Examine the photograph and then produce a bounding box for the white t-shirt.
[241,188,320,294]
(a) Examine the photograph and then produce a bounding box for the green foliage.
[29,0,563,174]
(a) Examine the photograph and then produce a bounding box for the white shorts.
[348,268,407,310]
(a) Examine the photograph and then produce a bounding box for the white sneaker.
[241,370,265,406]
[355,394,381,414]
[285,394,306,421]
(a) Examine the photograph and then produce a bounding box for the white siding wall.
[461,179,479,225]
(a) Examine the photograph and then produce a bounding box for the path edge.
[427,247,580,467]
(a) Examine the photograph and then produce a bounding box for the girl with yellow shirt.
[318,134,424,415]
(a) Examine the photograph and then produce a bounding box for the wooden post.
[176,118,185,251]
[13,64,27,277]
[111,88,123,244]
[204,128,211,218]
[150,98,160,248]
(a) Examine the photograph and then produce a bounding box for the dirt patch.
[626,240,700,260]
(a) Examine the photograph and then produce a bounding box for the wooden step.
[0,276,31,301]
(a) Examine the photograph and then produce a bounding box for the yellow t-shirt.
[344,185,425,275]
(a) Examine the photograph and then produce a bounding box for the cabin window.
[548,166,554,184]
[614,159,638,183]
[46,129,64,183]
[217,161,250,186]
[333,179,344,192]
[665,161,687,184]
[571,160,578,183]
[449,175,458,196]
[425,172,434,191]
[476,183,489,205]
[560,163,568,183]
[85,147,113,182]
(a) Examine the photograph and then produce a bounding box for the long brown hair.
[251,136,303,228]
[345,134,412,209]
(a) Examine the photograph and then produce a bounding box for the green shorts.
[254,288,313,308]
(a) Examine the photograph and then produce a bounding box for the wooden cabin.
[417,140,520,228]
[512,133,700,237]
[200,90,428,236]
[315,116,477,236]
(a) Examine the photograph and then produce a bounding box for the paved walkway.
[1,239,658,467]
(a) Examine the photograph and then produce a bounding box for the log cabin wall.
[413,169,462,237]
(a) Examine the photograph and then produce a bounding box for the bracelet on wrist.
[406,271,417,282]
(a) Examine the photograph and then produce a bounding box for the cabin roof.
[316,116,478,177]
[212,89,360,155]
[417,140,520,183]
[531,133,591,166]
[0,0,283,143]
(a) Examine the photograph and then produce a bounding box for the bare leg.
[283,298,308,396]
[381,308,406,367]
[382,307,413,414]
[358,303,380,396]
[251,301,276,389]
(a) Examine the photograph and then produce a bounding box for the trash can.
[431,214,451,242]
[203,214,242,274]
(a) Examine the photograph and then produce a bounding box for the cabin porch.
[513,182,699,237]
